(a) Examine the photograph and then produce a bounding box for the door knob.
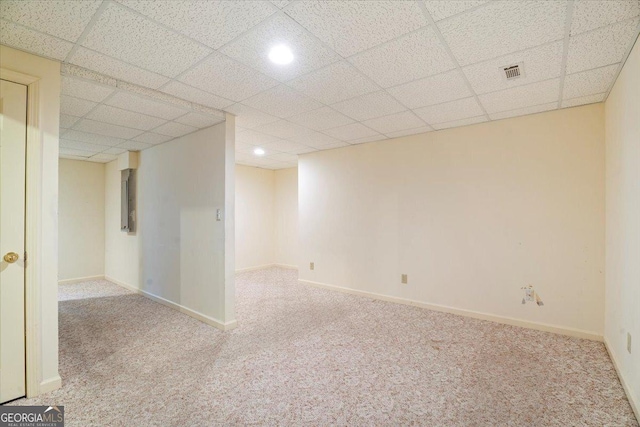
[3,252,19,263]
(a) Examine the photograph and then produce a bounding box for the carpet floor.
[8,268,638,426]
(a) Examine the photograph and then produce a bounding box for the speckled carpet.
[8,268,638,426]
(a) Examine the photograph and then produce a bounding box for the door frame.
[1,68,45,398]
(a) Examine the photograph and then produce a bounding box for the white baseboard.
[604,338,639,422]
[58,275,104,285]
[299,279,603,342]
[104,276,236,331]
[39,375,62,395]
[236,263,299,273]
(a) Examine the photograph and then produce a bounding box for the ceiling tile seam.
[146,7,284,91]
[564,61,622,78]
[427,0,494,25]
[63,0,110,63]
[603,24,640,101]
[570,13,640,38]
[0,18,75,61]
[556,0,575,108]
[562,92,606,103]
[61,64,226,117]
[416,1,490,122]
[341,24,432,62]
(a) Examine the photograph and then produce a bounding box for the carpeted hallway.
[9,268,638,426]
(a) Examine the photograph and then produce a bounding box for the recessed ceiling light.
[253,148,265,156]
[268,45,293,65]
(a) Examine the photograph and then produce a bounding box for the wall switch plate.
[628,333,632,354]
[216,209,222,221]
[310,262,314,270]
[401,274,408,284]
[525,289,534,302]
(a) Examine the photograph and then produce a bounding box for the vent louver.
[501,63,524,80]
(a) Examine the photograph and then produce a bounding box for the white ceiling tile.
[349,27,456,88]
[330,90,406,121]
[86,105,166,131]
[289,61,378,105]
[0,0,101,42]
[424,1,488,21]
[462,41,564,95]
[60,114,81,129]
[59,147,95,157]
[385,126,434,139]
[73,119,144,139]
[268,152,298,163]
[178,53,278,102]
[153,121,198,138]
[174,112,224,128]
[387,69,472,109]
[225,103,280,129]
[432,115,488,130]
[489,102,557,121]
[288,107,354,131]
[563,64,619,99]
[63,129,127,146]
[253,120,312,140]
[310,141,350,151]
[60,139,110,152]
[220,14,340,82]
[349,134,387,145]
[263,140,314,153]
[102,146,129,155]
[62,76,115,102]
[288,145,317,155]
[566,18,639,74]
[571,0,640,35]
[270,1,290,9]
[117,140,153,151]
[105,91,190,120]
[285,1,427,57]
[561,93,606,108]
[133,132,173,145]
[236,129,281,145]
[323,122,379,141]
[362,111,426,134]
[479,78,560,114]
[87,153,118,162]
[438,1,567,66]
[117,0,276,49]
[160,81,234,110]
[0,19,73,60]
[60,95,97,116]
[82,2,212,77]
[295,131,342,148]
[414,97,485,125]
[68,47,170,89]
[242,85,323,118]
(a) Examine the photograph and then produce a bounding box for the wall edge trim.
[39,375,62,395]
[104,276,237,331]
[604,338,640,422]
[58,275,105,285]
[299,279,603,342]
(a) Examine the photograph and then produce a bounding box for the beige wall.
[235,165,275,271]
[605,39,639,416]
[105,122,235,327]
[299,104,605,338]
[1,45,61,392]
[275,167,298,267]
[58,159,105,282]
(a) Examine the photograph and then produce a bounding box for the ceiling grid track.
[557,0,575,109]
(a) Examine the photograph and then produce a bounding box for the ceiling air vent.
[501,63,524,81]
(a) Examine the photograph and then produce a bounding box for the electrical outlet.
[310,262,314,271]
[525,288,534,302]
[628,333,632,354]
[401,274,408,284]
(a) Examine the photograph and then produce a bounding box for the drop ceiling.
[1,0,639,169]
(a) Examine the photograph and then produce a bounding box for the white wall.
[299,104,605,339]
[605,39,639,417]
[58,159,105,282]
[275,167,298,268]
[1,45,61,393]
[235,165,274,271]
[105,122,235,327]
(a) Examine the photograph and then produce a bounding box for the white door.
[0,79,27,403]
